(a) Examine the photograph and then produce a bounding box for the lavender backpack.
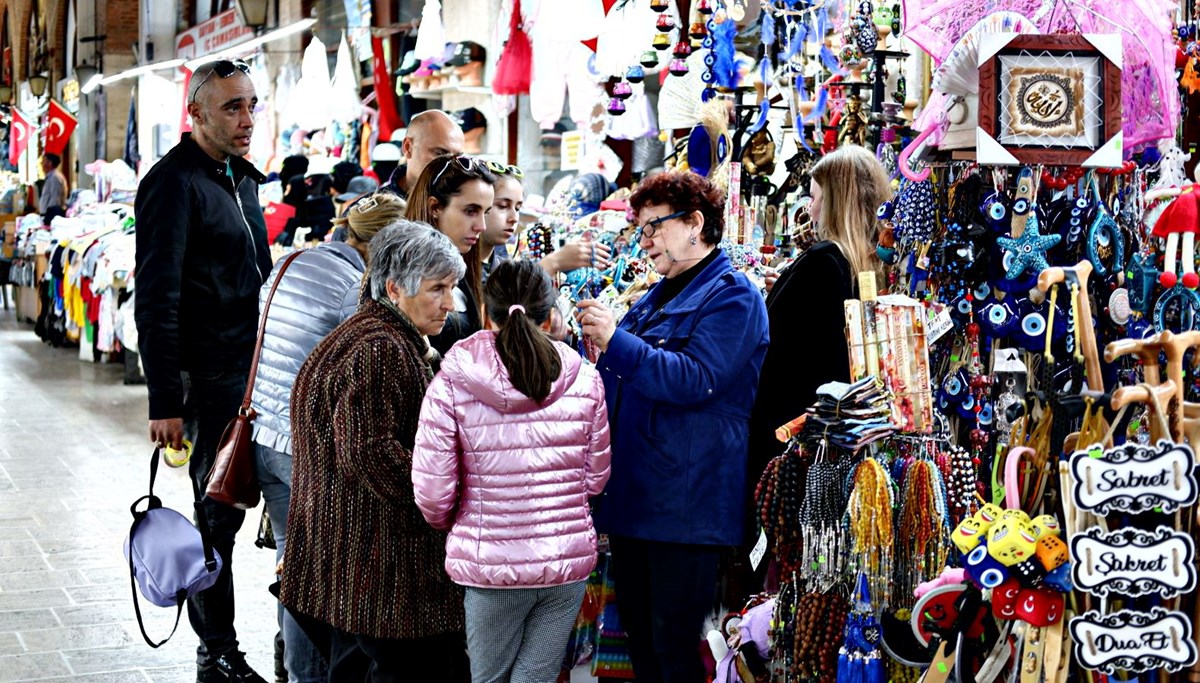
[123,448,223,647]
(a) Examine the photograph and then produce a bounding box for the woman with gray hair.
[280,221,470,681]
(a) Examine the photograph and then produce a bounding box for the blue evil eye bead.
[957,297,974,315]
[878,201,896,220]
[979,402,995,426]
[974,282,992,301]
[704,52,716,67]
[702,69,715,84]
[989,202,1007,221]
[625,65,645,83]
[987,302,1010,326]
[982,300,1018,337]
[1013,198,1031,215]
[1075,197,1089,209]
[957,393,977,419]
[944,374,965,397]
[1021,312,1047,337]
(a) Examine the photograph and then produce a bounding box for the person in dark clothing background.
[134,59,272,683]
[747,146,893,486]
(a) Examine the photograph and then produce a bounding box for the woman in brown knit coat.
[281,221,469,681]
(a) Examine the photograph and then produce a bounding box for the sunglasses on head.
[429,154,486,188]
[485,160,525,179]
[189,60,251,103]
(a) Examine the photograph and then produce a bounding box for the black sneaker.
[197,652,268,683]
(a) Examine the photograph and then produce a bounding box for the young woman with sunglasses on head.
[406,154,498,355]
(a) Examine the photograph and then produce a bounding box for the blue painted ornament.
[996,211,1062,280]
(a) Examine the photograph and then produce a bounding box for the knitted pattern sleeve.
[412,371,463,531]
[331,338,424,503]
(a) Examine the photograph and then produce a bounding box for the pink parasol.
[902,0,1180,150]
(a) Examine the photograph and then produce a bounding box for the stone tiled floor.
[0,308,278,681]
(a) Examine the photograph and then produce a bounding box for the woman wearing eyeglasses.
[406,154,497,355]
[575,171,769,682]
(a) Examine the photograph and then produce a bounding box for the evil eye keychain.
[1083,179,1125,279]
[1153,283,1200,333]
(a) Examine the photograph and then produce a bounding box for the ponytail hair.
[484,259,562,403]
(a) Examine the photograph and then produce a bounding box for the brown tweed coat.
[280,296,464,640]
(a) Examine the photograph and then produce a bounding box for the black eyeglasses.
[189,60,251,103]
[429,154,485,188]
[637,210,687,239]
[485,160,525,179]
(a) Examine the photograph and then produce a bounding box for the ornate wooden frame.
[979,34,1122,166]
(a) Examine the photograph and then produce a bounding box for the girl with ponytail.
[412,259,611,682]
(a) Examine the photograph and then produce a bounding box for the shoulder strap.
[240,249,307,412]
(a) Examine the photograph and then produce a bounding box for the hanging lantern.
[696,0,714,15]
[650,0,669,11]
[625,64,645,83]
[607,97,628,115]
[656,13,675,31]
[639,50,659,68]
[672,41,692,58]
[653,33,671,50]
[689,22,707,39]
[669,58,689,76]
[613,80,633,100]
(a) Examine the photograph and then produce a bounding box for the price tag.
[749,528,768,571]
[926,305,954,345]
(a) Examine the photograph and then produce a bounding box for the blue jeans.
[255,442,328,683]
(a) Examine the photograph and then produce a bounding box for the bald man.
[135,59,271,683]
[384,110,465,198]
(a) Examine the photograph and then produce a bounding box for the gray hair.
[368,220,465,300]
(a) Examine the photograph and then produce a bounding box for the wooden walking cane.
[1038,261,1103,394]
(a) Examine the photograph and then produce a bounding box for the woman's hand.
[542,236,613,276]
[763,267,779,294]
[576,299,617,352]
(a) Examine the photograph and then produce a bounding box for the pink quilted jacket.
[412,331,611,588]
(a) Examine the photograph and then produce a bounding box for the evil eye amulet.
[966,544,1011,588]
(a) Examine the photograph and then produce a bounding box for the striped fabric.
[464,582,587,683]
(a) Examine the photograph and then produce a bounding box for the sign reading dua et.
[1068,440,1199,675]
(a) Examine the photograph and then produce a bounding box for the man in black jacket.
[134,59,271,683]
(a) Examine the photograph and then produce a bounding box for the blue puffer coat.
[593,250,769,546]
[251,241,364,455]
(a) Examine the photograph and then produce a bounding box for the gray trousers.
[464,581,587,683]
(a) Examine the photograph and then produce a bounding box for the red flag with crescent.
[44,99,76,156]
[9,107,31,167]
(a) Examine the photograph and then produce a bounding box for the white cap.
[371,142,402,162]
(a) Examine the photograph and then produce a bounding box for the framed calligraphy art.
[977,34,1123,167]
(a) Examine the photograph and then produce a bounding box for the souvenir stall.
[523,1,1200,682]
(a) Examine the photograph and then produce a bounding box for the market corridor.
[0,309,278,682]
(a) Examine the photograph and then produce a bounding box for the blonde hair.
[809,146,893,281]
[333,192,407,244]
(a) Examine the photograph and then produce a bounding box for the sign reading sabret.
[1067,440,1199,675]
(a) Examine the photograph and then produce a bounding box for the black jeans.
[327,626,469,682]
[182,368,250,663]
[607,536,722,683]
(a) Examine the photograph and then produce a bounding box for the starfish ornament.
[997,211,1062,280]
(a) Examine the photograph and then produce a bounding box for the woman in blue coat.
[576,171,769,683]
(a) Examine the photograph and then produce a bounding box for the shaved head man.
[389,110,465,197]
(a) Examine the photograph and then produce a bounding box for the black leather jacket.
[134,134,272,419]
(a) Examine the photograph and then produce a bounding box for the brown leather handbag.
[205,250,305,509]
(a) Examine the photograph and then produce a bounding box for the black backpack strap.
[188,457,218,574]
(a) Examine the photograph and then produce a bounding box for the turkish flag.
[371,36,401,140]
[9,107,32,167]
[44,99,77,156]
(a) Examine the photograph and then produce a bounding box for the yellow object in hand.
[163,439,193,468]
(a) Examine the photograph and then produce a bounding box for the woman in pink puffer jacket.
[413,259,611,683]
